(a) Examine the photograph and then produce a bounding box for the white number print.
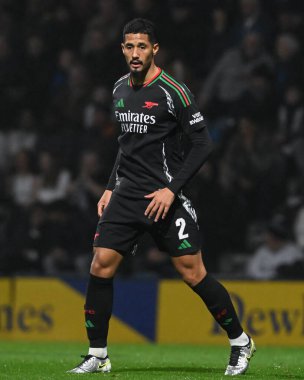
[175,218,189,240]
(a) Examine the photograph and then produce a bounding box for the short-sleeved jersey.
[112,68,205,198]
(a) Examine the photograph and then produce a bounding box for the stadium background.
[0,0,304,346]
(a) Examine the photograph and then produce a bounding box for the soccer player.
[68,18,256,376]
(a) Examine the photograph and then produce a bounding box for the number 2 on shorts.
[175,218,189,240]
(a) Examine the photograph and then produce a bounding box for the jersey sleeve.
[167,127,213,194]
[107,78,125,191]
[174,84,206,135]
[166,84,213,194]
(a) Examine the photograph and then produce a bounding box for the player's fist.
[97,190,113,217]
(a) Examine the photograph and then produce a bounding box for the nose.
[132,47,139,59]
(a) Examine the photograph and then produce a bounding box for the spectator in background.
[41,201,81,275]
[70,150,106,213]
[83,86,111,130]
[88,0,125,45]
[22,34,52,117]
[277,83,304,177]
[81,26,123,87]
[7,108,37,157]
[7,149,37,208]
[219,116,264,208]
[275,3,304,40]
[247,214,304,279]
[83,102,117,170]
[0,33,20,128]
[202,7,231,77]
[51,62,91,131]
[198,31,273,118]
[43,246,74,275]
[51,48,76,96]
[35,151,71,204]
[2,203,47,274]
[39,3,81,53]
[231,0,274,47]
[143,246,176,278]
[130,0,165,23]
[220,116,287,221]
[236,65,276,127]
[274,33,302,101]
[167,58,189,84]
[166,0,203,71]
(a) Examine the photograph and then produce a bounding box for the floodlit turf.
[1,341,304,380]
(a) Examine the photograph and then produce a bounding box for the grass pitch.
[1,341,304,380]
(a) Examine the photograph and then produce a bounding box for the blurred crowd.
[1,0,304,278]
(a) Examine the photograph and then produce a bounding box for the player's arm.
[166,127,213,195]
[144,126,212,222]
[97,150,121,217]
[166,87,213,195]
[144,86,213,222]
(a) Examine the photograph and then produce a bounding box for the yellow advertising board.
[0,278,85,341]
[1,278,303,345]
[0,278,147,343]
[157,280,304,346]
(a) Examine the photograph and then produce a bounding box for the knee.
[175,261,207,286]
[90,260,112,277]
[90,248,118,278]
[172,253,207,287]
[180,268,207,287]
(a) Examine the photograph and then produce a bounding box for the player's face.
[122,33,159,74]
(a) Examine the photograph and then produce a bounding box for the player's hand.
[144,188,175,222]
[97,190,113,217]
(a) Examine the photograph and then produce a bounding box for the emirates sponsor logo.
[115,110,156,124]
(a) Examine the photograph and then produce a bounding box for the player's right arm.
[97,190,112,217]
[97,149,121,217]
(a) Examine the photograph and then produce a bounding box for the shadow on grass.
[115,367,223,374]
[114,367,304,379]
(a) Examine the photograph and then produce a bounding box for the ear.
[153,43,159,56]
[121,42,125,53]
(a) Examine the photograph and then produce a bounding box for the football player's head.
[122,18,159,75]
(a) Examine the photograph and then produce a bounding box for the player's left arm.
[166,86,213,195]
[144,85,213,222]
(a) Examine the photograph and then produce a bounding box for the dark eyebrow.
[124,41,147,47]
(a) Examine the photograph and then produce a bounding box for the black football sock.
[191,274,243,339]
[84,274,113,348]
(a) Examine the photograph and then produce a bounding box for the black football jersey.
[108,68,209,198]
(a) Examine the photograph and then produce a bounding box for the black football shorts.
[93,191,201,257]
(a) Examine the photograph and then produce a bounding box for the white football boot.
[67,355,111,374]
[225,337,256,376]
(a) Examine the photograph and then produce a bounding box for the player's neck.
[130,64,160,86]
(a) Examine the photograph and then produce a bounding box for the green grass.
[1,341,304,380]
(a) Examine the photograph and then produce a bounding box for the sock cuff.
[90,274,113,285]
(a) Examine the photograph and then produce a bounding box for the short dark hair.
[123,18,158,44]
